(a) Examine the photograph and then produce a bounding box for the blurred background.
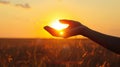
[0,0,120,38]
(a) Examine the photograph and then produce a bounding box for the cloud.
[0,0,31,8]
[0,0,10,4]
[15,3,30,8]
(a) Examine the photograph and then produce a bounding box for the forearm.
[81,27,120,54]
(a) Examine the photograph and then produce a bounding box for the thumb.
[44,26,59,36]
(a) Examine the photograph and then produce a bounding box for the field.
[0,38,120,67]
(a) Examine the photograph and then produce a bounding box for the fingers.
[59,19,82,27]
[44,26,59,36]
[59,19,74,24]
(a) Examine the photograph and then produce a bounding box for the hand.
[45,20,120,54]
[44,19,87,38]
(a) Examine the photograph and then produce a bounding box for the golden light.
[50,20,69,36]
[60,31,64,35]
[50,20,69,30]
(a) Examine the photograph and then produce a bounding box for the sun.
[50,20,69,30]
[49,19,68,36]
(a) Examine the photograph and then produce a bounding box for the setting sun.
[49,20,69,36]
[50,20,69,30]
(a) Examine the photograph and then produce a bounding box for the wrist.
[78,26,92,37]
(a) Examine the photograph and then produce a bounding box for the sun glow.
[60,31,64,35]
[50,20,69,30]
[49,20,68,36]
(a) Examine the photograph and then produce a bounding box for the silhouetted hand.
[44,19,87,38]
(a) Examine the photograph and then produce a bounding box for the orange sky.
[0,0,120,38]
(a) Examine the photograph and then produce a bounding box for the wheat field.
[0,38,119,67]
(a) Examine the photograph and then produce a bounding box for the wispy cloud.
[0,0,10,4]
[15,3,30,8]
[0,0,31,8]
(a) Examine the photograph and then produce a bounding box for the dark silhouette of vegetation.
[0,38,119,67]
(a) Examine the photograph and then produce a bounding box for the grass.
[0,38,119,67]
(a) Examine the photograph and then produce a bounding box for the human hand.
[44,19,87,38]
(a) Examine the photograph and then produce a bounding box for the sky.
[0,0,120,38]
